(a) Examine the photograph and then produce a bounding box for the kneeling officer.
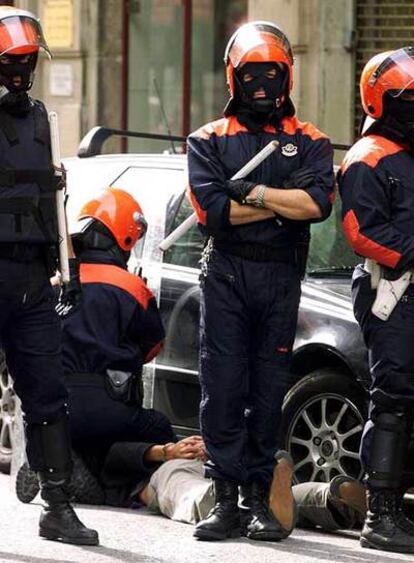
[0,7,98,544]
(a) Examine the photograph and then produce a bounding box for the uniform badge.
[281,143,298,157]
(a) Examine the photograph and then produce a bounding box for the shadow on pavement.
[252,533,410,563]
[0,552,74,563]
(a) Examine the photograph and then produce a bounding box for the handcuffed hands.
[225,179,257,204]
[59,257,82,308]
[283,167,315,189]
[164,435,207,461]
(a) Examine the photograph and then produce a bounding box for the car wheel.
[0,354,15,474]
[281,368,367,484]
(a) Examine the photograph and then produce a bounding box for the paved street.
[0,474,413,563]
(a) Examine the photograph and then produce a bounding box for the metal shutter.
[355,0,414,133]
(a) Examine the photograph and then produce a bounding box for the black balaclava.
[369,90,414,148]
[0,53,37,115]
[233,62,290,131]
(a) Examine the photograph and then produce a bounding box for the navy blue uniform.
[61,250,173,452]
[338,133,414,469]
[188,115,334,484]
[0,100,69,472]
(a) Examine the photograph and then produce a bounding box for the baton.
[49,111,70,283]
[159,140,279,251]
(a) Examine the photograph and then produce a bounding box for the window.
[127,0,247,152]
[163,194,204,269]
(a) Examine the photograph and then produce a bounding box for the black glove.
[225,179,257,204]
[59,257,82,308]
[283,167,316,189]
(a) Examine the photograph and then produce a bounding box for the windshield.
[307,198,359,275]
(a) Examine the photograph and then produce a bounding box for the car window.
[163,194,204,269]
[308,198,359,273]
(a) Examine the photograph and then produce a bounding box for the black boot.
[194,479,240,541]
[360,488,414,554]
[39,476,99,546]
[240,481,286,541]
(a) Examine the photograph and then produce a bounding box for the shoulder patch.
[341,135,404,175]
[80,263,154,310]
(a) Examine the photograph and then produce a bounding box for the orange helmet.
[360,46,414,119]
[78,188,147,252]
[224,21,294,99]
[0,7,50,57]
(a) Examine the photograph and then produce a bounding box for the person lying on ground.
[16,435,206,507]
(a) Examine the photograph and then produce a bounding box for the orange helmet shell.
[224,21,294,98]
[0,7,50,58]
[361,47,414,119]
[78,188,147,251]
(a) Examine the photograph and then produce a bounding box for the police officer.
[338,47,414,554]
[57,188,172,455]
[0,6,98,545]
[187,21,334,542]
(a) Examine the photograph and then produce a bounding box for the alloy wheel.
[0,359,15,465]
[287,393,364,483]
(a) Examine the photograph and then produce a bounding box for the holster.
[104,369,143,406]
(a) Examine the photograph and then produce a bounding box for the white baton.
[159,140,279,251]
[49,111,70,283]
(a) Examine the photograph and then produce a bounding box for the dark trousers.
[199,249,301,484]
[352,265,414,471]
[66,378,175,451]
[0,258,68,468]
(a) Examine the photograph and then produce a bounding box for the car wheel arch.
[291,343,357,383]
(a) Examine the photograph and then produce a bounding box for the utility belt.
[214,241,296,263]
[0,242,46,262]
[65,370,143,406]
[364,258,414,321]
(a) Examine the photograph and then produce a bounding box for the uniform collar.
[79,249,127,269]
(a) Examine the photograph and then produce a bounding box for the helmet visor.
[227,25,293,69]
[0,16,50,58]
[369,47,414,97]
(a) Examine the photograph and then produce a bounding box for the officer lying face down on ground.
[0,6,98,545]
[187,21,335,542]
[338,47,414,555]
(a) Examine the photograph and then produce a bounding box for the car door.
[154,193,203,436]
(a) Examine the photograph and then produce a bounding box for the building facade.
[12,0,414,156]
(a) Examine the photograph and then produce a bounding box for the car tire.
[280,368,367,484]
[0,353,15,474]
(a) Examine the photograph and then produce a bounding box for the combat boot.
[360,488,414,554]
[39,476,99,546]
[193,479,240,541]
[240,481,286,541]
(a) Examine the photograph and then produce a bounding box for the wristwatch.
[247,184,266,208]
